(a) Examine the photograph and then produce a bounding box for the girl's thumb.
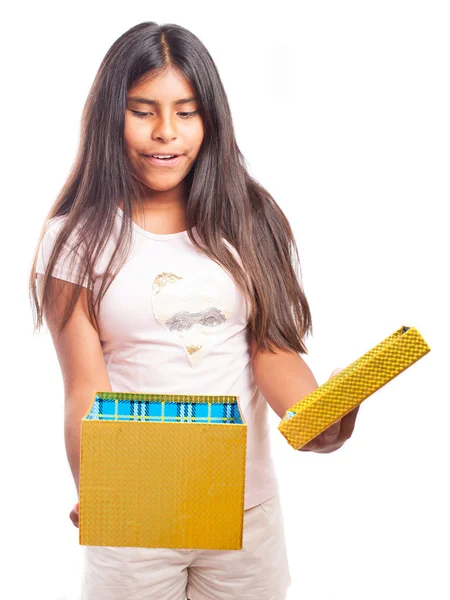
[330,367,343,378]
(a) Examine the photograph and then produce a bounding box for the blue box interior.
[85,394,243,424]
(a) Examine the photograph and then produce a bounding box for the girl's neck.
[118,196,188,235]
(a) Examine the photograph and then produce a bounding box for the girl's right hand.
[299,368,359,453]
[70,502,80,528]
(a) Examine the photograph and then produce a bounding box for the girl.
[30,21,359,600]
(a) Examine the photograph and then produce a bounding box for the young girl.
[30,21,359,600]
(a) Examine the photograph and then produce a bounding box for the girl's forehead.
[129,68,195,98]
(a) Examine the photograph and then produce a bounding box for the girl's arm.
[251,336,359,453]
[42,276,113,495]
[251,336,318,420]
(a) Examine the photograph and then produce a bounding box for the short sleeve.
[36,216,94,290]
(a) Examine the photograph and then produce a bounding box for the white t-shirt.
[36,205,280,509]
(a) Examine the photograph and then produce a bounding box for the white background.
[2,1,448,598]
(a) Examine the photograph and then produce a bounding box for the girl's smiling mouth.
[143,154,182,166]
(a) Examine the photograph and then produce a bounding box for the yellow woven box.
[279,325,430,450]
[79,393,247,550]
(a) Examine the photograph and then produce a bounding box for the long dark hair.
[29,21,313,354]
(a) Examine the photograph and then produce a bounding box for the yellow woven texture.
[79,395,247,550]
[278,326,430,450]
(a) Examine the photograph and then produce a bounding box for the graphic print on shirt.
[151,271,236,367]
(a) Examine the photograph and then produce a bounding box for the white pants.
[80,494,292,599]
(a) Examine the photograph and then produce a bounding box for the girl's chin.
[137,177,185,193]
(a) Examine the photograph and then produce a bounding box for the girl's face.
[124,67,204,193]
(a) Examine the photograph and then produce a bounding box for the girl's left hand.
[299,368,360,453]
[70,501,80,528]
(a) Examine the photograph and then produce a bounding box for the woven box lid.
[278,325,430,450]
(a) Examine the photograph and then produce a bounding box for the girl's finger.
[323,421,341,437]
[338,405,360,441]
[70,502,80,527]
[329,367,343,379]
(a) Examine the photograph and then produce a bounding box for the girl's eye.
[131,110,198,119]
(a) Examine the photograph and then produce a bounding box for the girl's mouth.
[144,155,182,166]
